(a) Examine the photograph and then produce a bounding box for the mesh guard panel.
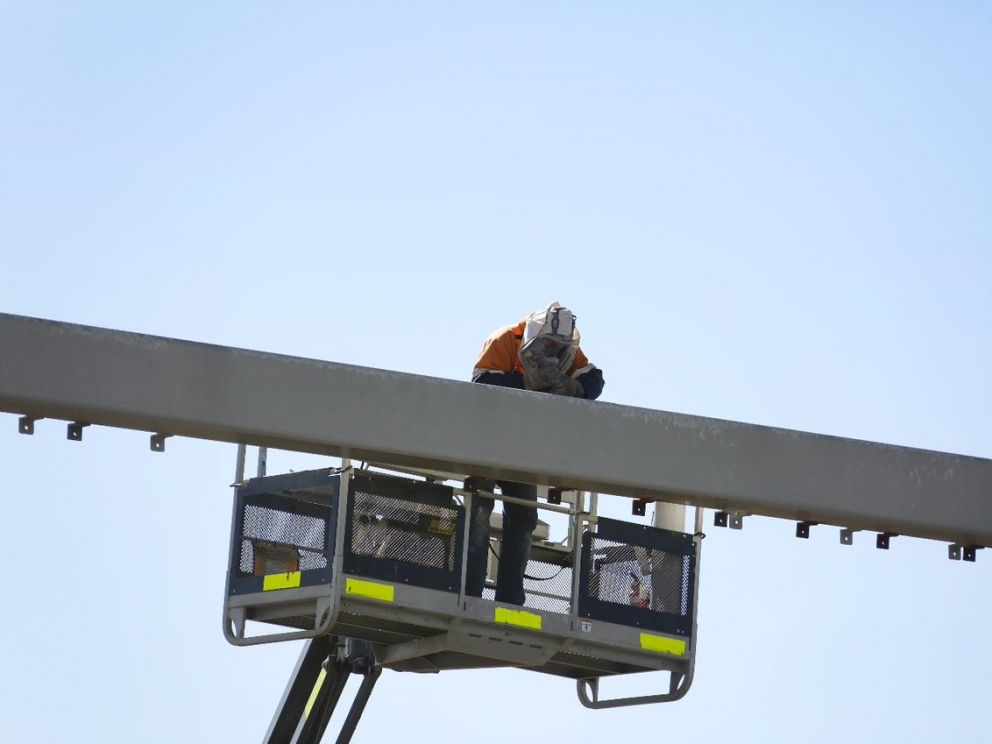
[350,490,457,572]
[579,519,695,637]
[343,473,465,593]
[587,538,689,616]
[228,477,338,596]
[238,502,328,577]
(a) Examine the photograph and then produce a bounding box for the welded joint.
[876,532,898,550]
[18,416,41,435]
[150,433,172,452]
[67,422,90,441]
[796,520,819,539]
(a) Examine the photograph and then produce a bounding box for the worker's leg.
[494,481,538,606]
[465,479,497,597]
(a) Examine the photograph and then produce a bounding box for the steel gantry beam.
[1,312,990,547]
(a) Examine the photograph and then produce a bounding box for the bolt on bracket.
[839,528,859,545]
[876,532,898,550]
[18,416,41,435]
[963,545,984,563]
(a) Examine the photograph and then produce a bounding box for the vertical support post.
[687,505,704,668]
[569,494,585,625]
[458,490,472,605]
[234,444,247,485]
[331,469,352,596]
[257,446,268,477]
[653,501,686,533]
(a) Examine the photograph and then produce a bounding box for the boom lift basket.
[224,467,701,706]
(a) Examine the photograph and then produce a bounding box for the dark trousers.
[465,480,538,606]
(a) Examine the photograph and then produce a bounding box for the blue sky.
[1,3,990,742]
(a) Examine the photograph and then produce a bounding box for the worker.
[466,302,605,605]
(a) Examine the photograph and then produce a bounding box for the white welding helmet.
[519,302,580,374]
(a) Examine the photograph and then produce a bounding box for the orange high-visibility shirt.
[472,321,594,380]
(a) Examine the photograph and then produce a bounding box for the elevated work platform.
[2,313,990,547]
[224,468,700,709]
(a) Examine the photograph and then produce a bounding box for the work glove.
[520,340,566,390]
[523,359,564,391]
[550,377,584,398]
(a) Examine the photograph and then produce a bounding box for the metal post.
[234,443,247,485]
[653,501,685,533]
[458,490,472,604]
[569,494,585,624]
[257,446,268,477]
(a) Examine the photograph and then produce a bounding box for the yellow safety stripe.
[639,632,686,656]
[304,668,327,719]
[263,571,301,591]
[494,607,542,630]
[345,577,395,602]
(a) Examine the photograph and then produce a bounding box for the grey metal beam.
[1,313,990,546]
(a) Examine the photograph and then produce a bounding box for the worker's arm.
[471,327,525,389]
[473,369,525,388]
[568,348,605,400]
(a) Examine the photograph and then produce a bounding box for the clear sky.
[1,3,990,742]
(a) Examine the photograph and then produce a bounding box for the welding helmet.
[518,302,580,374]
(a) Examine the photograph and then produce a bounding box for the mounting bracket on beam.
[876,532,898,550]
[947,543,985,561]
[632,498,648,516]
[714,511,746,529]
[796,521,819,539]
[18,416,41,435]
[547,487,563,505]
[840,528,859,545]
[67,422,90,441]
[150,433,172,452]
